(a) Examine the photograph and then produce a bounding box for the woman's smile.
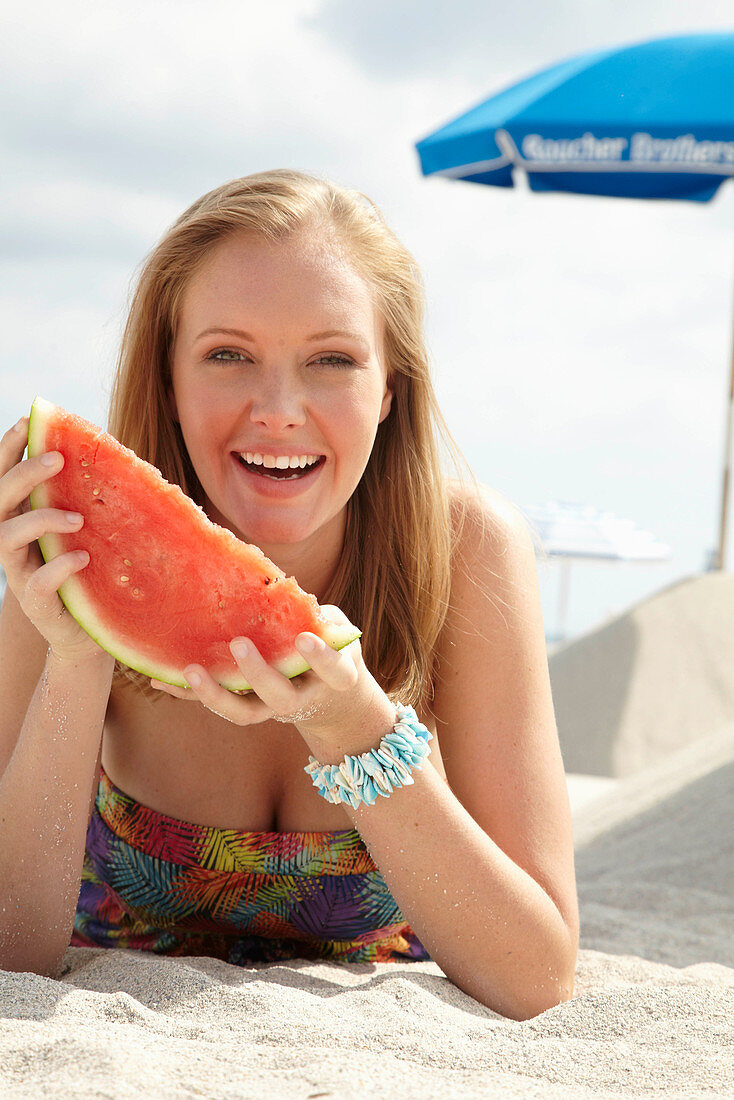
[168,227,393,565]
[232,449,326,495]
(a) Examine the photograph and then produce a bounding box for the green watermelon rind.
[27,396,361,692]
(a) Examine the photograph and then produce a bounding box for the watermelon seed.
[92,488,100,496]
[80,460,89,467]
[82,474,91,479]
[123,559,132,567]
[219,600,225,609]
[133,588,141,596]
[120,576,130,583]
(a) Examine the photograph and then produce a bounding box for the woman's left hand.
[150,605,382,744]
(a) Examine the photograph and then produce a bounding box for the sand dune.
[549,572,734,777]
[575,726,734,969]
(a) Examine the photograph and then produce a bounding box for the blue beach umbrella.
[415,32,734,563]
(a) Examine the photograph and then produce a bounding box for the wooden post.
[717,275,734,571]
[557,558,571,640]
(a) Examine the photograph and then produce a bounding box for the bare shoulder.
[446,476,541,553]
[434,479,578,937]
[444,478,543,624]
[439,477,547,695]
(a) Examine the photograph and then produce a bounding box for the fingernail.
[186,670,201,688]
[41,451,62,467]
[297,636,315,653]
[66,512,83,524]
[13,418,26,433]
[231,639,250,659]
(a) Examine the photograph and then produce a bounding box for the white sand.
[2,576,733,1097]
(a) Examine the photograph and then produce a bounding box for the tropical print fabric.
[71,765,430,965]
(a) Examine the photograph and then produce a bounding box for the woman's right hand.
[0,417,106,664]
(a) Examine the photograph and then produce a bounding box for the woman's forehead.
[178,229,380,332]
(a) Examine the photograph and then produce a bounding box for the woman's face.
[169,228,393,557]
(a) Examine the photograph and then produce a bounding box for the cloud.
[0,168,179,261]
[309,0,734,86]
[0,0,368,200]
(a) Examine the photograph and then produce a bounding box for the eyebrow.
[194,327,368,347]
[195,327,255,342]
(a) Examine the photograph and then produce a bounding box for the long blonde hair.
[108,170,477,710]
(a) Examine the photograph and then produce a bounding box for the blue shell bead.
[361,777,377,804]
[342,789,359,809]
[384,734,412,756]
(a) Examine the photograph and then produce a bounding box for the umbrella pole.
[557,558,571,640]
[717,264,734,571]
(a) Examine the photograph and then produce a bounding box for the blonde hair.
[108,170,479,709]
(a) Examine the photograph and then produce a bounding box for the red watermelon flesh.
[27,397,360,690]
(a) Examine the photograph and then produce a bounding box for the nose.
[248,370,307,432]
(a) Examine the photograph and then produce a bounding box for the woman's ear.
[378,384,393,424]
[167,387,179,424]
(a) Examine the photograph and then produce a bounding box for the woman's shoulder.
[439,476,546,665]
[445,477,540,565]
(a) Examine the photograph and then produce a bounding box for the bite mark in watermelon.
[27,397,360,690]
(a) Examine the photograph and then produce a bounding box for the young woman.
[0,171,578,1019]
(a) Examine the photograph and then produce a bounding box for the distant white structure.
[522,500,672,642]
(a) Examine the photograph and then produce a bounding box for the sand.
[549,571,734,776]
[1,575,733,1097]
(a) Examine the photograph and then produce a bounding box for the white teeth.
[240,452,321,469]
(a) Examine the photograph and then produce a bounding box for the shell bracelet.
[304,703,433,808]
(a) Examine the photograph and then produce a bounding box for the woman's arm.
[299,486,578,1020]
[0,593,113,976]
[0,420,115,976]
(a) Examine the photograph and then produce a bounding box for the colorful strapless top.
[71,764,430,965]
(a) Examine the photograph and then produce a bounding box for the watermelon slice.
[27,397,360,690]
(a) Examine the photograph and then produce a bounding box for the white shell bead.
[392,759,412,781]
[373,770,391,793]
[360,753,378,776]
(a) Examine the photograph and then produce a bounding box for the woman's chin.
[201,491,345,555]
[243,522,313,549]
[215,507,319,550]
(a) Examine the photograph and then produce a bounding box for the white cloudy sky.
[2,0,733,639]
